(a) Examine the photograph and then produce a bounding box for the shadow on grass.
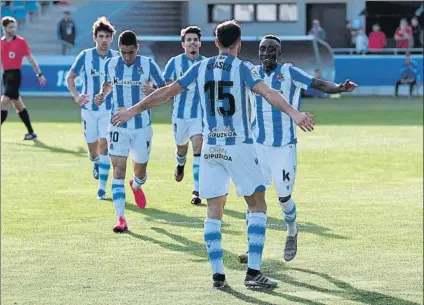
[10,140,87,158]
[263,266,421,305]
[128,227,419,305]
[126,206,242,235]
[224,208,347,240]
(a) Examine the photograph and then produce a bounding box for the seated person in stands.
[395,54,419,98]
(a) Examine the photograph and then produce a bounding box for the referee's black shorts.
[2,69,22,100]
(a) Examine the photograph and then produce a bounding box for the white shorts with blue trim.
[172,117,202,146]
[81,109,110,143]
[107,124,152,164]
[199,143,266,199]
[255,142,297,197]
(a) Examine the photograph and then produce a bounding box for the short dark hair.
[118,30,137,46]
[262,34,281,45]
[215,20,241,48]
[1,16,16,27]
[92,16,116,37]
[181,26,202,42]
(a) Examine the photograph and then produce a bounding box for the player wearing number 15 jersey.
[111,21,315,289]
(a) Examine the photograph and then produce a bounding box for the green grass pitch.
[1,96,423,305]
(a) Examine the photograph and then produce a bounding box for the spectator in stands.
[308,19,326,40]
[57,11,75,55]
[394,18,412,49]
[355,27,368,54]
[395,54,419,98]
[411,16,422,48]
[343,20,353,48]
[368,23,387,53]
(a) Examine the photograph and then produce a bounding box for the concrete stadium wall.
[185,0,366,37]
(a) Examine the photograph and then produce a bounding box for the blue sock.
[176,151,186,166]
[204,218,225,275]
[193,154,200,192]
[112,179,126,218]
[247,212,267,271]
[98,154,110,192]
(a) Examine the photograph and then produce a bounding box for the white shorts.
[107,124,153,164]
[199,143,267,199]
[81,109,110,143]
[172,117,202,146]
[255,143,297,197]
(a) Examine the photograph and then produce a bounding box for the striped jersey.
[250,63,313,147]
[177,53,262,145]
[70,47,119,111]
[164,53,206,120]
[104,55,165,129]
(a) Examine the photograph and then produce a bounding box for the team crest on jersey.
[8,51,15,59]
[277,74,284,81]
[138,67,144,74]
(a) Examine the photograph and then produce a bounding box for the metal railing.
[333,48,424,55]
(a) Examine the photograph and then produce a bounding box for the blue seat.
[25,1,39,13]
[11,1,26,8]
[1,6,12,17]
[12,8,28,22]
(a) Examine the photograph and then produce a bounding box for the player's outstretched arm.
[252,81,315,132]
[112,81,184,126]
[311,78,358,93]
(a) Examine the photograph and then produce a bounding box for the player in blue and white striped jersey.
[94,30,165,233]
[239,35,357,264]
[163,26,207,206]
[67,17,119,200]
[112,21,315,289]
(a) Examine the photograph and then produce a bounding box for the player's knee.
[99,140,108,155]
[279,195,291,203]
[0,98,11,110]
[191,135,203,153]
[177,144,188,156]
[13,102,25,112]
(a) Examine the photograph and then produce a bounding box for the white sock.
[132,174,147,190]
[279,198,297,237]
[112,179,125,218]
[204,218,225,275]
[98,154,110,191]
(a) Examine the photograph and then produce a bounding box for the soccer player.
[238,35,357,264]
[111,21,315,288]
[94,30,165,233]
[1,16,46,140]
[163,26,206,206]
[66,17,119,200]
